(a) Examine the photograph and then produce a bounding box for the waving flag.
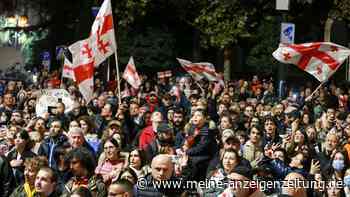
[177,58,221,82]
[89,0,116,66]
[273,42,350,82]
[68,0,116,103]
[157,70,172,79]
[62,57,75,81]
[122,56,141,89]
[121,83,131,98]
[69,39,95,103]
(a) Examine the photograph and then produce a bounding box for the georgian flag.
[273,42,350,82]
[157,70,172,79]
[177,58,222,82]
[62,57,75,81]
[89,0,116,67]
[69,39,95,103]
[68,0,117,103]
[122,56,141,89]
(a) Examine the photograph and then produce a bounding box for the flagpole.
[60,56,65,89]
[114,53,121,104]
[107,58,110,81]
[305,81,325,102]
[108,0,121,105]
[195,80,204,95]
[346,57,348,81]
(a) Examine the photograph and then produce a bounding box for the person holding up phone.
[47,102,70,131]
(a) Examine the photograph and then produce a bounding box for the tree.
[193,1,254,49]
[117,26,176,72]
[246,16,280,74]
[328,0,350,21]
[191,1,262,79]
[113,0,149,27]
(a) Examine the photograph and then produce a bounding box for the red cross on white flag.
[68,0,116,103]
[69,39,95,103]
[177,58,222,83]
[90,0,116,66]
[62,57,75,81]
[273,42,350,82]
[122,57,141,89]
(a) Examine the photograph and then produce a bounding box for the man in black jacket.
[134,154,190,197]
[145,123,175,162]
[0,155,15,197]
[262,116,282,148]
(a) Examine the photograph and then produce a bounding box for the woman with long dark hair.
[78,116,100,153]
[127,148,151,178]
[8,130,36,185]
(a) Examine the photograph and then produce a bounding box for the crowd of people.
[0,67,349,197]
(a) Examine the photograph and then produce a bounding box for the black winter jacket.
[134,174,186,197]
[185,123,218,159]
[0,155,15,197]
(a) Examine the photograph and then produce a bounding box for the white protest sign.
[35,89,75,118]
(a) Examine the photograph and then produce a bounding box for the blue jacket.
[263,158,309,180]
[38,134,68,170]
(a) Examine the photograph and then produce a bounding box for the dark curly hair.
[65,147,96,177]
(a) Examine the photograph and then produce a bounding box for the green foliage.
[246,16,280,73]
[20,29,49,65]
[114,0,149,27]
[193,1,256,49]
[329,0,350,21]
[0,29,49,66]
[118,26,176,71]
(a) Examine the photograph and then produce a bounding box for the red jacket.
[139,125,156,150]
